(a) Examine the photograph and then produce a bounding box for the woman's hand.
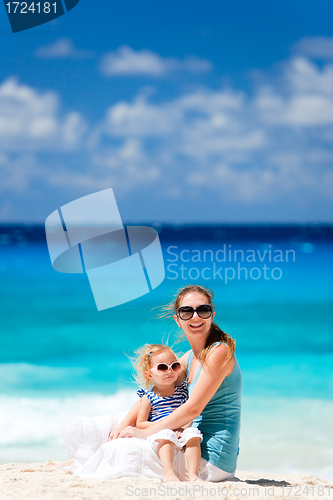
[119,426,148,439]
[107,399,142,441]
[108,426,122,441]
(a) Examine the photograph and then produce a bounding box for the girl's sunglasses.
[151,361,181,372]
[177,304,213,321]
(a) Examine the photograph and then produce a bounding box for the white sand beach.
[1,462,332,500]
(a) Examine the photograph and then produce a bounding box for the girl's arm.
[109,399,141,440]
[120,344,234,439]
[136,395,156,429]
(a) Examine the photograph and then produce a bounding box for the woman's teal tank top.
[186,343,242,473]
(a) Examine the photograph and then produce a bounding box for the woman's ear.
[174,314,182,329]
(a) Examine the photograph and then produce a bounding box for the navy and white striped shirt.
[137,381,188,422]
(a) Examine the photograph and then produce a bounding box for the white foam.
[1,392,333,480]
[0,390,138,462]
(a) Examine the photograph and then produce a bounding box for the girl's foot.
[189,473,204,482]
[163,471,180,482]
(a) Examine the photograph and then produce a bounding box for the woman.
[62,285,242,482]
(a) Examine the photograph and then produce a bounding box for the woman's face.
[174,292,215,341]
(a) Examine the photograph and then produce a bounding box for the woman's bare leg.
[42,458,74,469]
[157,439,180,482]
[185,437,203,482]
[21,458,74,472]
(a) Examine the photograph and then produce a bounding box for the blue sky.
[0,0,332,223]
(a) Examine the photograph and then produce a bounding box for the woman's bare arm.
[120,345,233,439]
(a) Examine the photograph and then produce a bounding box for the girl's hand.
[119,426,148,440]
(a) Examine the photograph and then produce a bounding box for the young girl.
[109,343,203,482]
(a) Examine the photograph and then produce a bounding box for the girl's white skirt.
[63,411,234,482]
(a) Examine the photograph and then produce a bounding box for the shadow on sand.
[232,477,292,487]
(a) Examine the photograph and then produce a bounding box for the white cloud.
[104,97,178,136]
[99,89,265,164]
[293,36,333,59]
[254,58,333,125]
[1,45,333,221]
[35,39,93,59]
[0,78,87,150]
[0,154,43,194]
[93,55,333,205]
[286,58,333,95]
[255,88,333,126]
[100,46,212,77]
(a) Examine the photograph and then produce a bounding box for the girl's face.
[145,350,179,387]
[174,292,215,341]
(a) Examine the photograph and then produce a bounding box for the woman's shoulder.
[205,343,234,375]
[209,342,229,359]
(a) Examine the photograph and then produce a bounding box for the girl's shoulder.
[137,388,146,398]
[175,380,187,389]
[174,380,188,396]
[137,387,154,401]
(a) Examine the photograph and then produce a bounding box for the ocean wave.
[1,392,333,480]
[0,390,138,448]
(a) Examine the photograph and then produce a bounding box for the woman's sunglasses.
[177,304,213,321]
[151,362,182,372]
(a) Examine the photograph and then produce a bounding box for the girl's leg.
[157,439,180,482]
[184,437,202,482]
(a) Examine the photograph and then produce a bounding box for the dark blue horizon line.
[0,222,333,242]
[0,222,333,227]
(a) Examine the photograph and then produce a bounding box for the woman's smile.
[189,322,204,329]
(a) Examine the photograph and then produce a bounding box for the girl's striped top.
[137,381,188,422]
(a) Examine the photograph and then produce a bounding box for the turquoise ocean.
[0,225,332,480]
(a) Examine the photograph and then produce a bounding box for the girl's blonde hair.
[160,284,235,367]
[132,343,177,389]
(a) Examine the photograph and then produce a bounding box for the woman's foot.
[21,459,74,473]
[163,471,180,482]
[42,459,74,469]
